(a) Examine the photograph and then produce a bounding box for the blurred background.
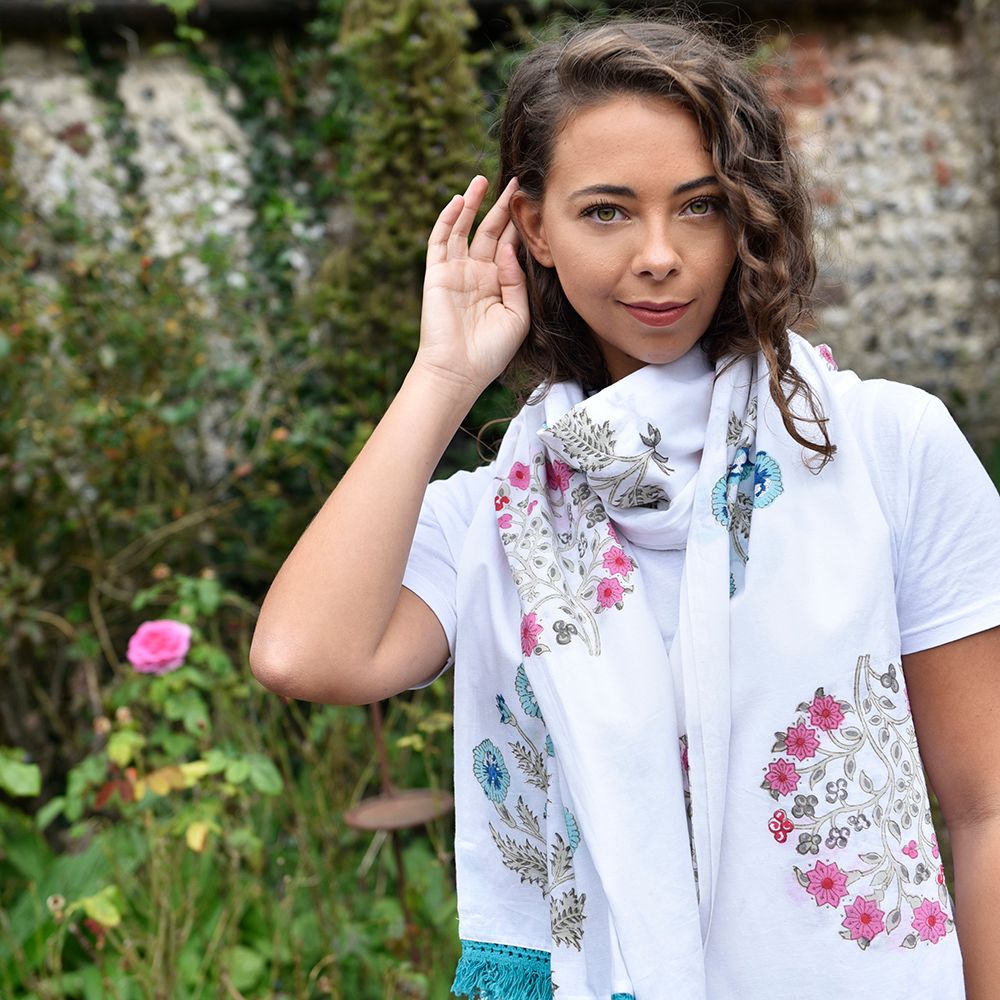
[1,0,997,997]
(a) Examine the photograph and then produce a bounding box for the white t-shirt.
[403,378,1000,689]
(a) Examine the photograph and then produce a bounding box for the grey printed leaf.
[549,888,587,951]
[548,412,616,471]
[792,865,810,888]
[886,819,902,842]
[625,483,670,509]
[886,908,902,935]
[490,825,548,888]
[841,727,862,741]
[726,412,743,446]
[871,868,891,890]
[859,771,875,794]
[809,762,827,788]
[844,755,857,780]
[496,803,516,828]
[511,741,549,793]
[860,852,882,863]
[901,933,918,949]
[516,796,542,840]
[549,833,573,886]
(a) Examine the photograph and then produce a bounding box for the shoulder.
[834,376,938,454]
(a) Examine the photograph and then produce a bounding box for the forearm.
[250,362,479,697]
[949,817,1000,998]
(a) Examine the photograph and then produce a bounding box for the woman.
[251,18,1000,999]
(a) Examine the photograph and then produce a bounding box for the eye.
[581,203,624,224]
[683,196,721,217]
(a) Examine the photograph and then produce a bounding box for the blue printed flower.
[563,807,580,854]
[545,735,555,758]
[496,693,514,725]
[753,452,783,508]
[711,475,730,527]
[472,739,510,803]
[515,663,542,719]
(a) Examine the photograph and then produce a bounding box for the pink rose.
[126,619,192,675]
[508,462,531,490]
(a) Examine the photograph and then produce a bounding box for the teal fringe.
[451,939,551,1000]
[451,939,636,1000]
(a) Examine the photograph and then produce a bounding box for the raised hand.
[414,175,529,396]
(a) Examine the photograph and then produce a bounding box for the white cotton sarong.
[450,334,966,999]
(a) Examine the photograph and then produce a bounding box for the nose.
[630,221,681,281]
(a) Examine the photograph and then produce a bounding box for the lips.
[620,299,693,327]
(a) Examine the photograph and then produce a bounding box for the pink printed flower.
[494,494,510,512]
[937,865,946,886]
[601,545,633,578]
[841,896,885,942]
[764,758,800,796]
[595,576,625,608]
[544,459,572,493]
[809,694,845,732]
[520,612,543,656]
[902,840,919,859]
[497,513,513,529]
[508,462,531,490]
[931,833,940,859]
[912,899,947,944]
[680,742,689,774]
[768,809,793,843]
[784,722,820,761]
[607,522,619,543]
[126,619,192,675]
[527,500,538,515]
[816,343,838,371]
[805,860,849,908]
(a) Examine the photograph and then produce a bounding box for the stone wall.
[1,12,998,446]
[761,22,1000,445]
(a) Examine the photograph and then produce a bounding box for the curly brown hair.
[496,18,834,464]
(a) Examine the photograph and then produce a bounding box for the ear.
[509,190,554,268]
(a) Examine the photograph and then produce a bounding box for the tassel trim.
[451,939,635,1000]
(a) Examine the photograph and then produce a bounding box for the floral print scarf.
[449,334,965,1000]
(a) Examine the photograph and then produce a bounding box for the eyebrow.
[569,175,720,199]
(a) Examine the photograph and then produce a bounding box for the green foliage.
[0,0,491,993]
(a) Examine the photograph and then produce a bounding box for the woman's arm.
[249,175,528,704]
[903,624,1000,999]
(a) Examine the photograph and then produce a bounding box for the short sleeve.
[890,394,1000,653]
[402,462,495,688]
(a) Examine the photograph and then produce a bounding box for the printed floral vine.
[763,654,953,950]
[472,664,586,950]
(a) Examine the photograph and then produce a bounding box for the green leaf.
[107,730,146,768]
[0,752,42,797]
[246,754,283,796]
[223,944,265,992]
[225,758,250,784]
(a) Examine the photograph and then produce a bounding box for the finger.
[497,240,529,323]
[469,176,519,262]
[426,194,465,267]
[495,216,521,260]
[448,176,489,255]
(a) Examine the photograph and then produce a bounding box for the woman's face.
[512,95,738,382]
